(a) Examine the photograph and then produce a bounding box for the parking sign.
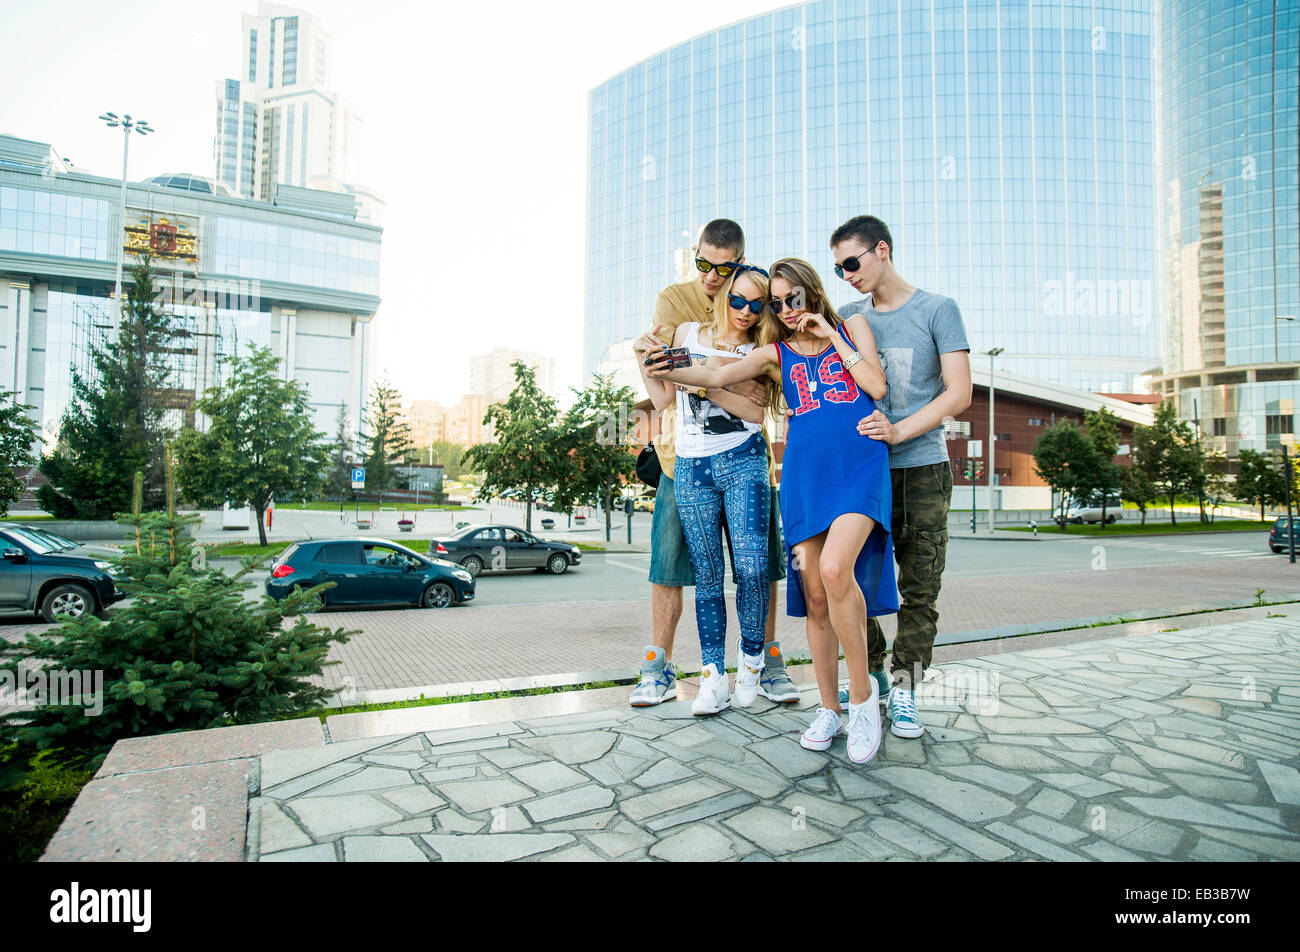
[351,467,365,489]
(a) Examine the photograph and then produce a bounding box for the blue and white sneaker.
[838,670,892,708]
[887,684,925,738]
[629,645,678,707]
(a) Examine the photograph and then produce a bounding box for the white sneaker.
[847,678,883,764]
[692,663,731,715]
[733,645,764,708]
[800,707,844,751]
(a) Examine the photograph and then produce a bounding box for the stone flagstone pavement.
[43,612,1300,861]
[251,615,1300,862]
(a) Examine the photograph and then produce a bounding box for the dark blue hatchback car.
[265,538,475,608]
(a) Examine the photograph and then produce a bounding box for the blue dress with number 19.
[777,322,899,618]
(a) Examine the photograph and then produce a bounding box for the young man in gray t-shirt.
[831,215,972,740]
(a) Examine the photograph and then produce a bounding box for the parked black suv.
[0,524,124,622]
[1269,516,1298,554]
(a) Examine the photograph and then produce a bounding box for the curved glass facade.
[1156,0,1299,454]
[586,0,1160,393]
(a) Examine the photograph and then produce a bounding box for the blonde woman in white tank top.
[638,265,784,714]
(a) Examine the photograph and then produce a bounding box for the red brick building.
[635,367,1155,511]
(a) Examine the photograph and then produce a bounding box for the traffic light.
[974,460,985,479]
[963,460,973,479]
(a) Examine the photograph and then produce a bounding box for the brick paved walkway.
[312,556,1300,697]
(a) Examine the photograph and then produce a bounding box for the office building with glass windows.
[1152,0,1298,455]
[586,0,1161,395]
[0,133,381,449]
[214,2,377,222]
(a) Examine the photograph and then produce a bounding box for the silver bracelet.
[841,350,863,371]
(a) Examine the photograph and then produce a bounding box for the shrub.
[0,458,356,757]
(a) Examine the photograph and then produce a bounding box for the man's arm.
[859,350,972,444]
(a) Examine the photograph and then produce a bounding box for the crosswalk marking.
[603,558,648,572]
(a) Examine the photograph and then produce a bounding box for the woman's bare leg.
[818,514,876,705]
[792,534,840,712]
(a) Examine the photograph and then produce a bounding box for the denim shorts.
[648,472,788,587]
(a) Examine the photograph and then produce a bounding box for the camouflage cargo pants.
[866,460,953,689]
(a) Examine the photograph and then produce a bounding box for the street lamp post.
[98,113,154,305]
[982,347,1004,533]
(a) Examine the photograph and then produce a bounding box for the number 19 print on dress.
[776,324,899,618]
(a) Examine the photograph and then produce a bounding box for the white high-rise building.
[469,347,557,404]
[214,2,381,222]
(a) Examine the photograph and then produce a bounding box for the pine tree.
[325,404,356,502]
[362,379,414,493]
[0,450,355,760]
[38,256,177,518]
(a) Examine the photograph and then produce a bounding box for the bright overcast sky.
[0,0,782,406]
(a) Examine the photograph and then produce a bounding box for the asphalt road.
[0,520,1286,631]
[390,528,1284,609]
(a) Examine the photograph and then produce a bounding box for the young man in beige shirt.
[628,219,798,707]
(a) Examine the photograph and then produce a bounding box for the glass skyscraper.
[586,0,1161,394]
[1154,0,1298,455]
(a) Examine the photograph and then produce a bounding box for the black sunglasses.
[834,248,878,279]
[767,293,805,316]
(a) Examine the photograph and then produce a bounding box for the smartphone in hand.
[644,346,692,369]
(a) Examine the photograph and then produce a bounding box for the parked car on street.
[432,524,582,576]
[633,490,656,513]
[1059,493,1124,525]
[0,524,124,622]
[1269,515,1298,553]
[264,538,475,608]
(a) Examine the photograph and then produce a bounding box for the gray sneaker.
[629,645,678,707]
[757,642,800,703]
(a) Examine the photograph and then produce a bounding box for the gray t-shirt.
[839,288,970,470]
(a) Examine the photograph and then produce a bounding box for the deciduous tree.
[463,362,565,532]
[173,346,327,546]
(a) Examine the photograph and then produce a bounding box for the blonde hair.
[703,266,768,343]
[706,266,786,418]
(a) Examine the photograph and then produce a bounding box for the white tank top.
[673,323,761,459]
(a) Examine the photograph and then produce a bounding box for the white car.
[1062,494,1124,525]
